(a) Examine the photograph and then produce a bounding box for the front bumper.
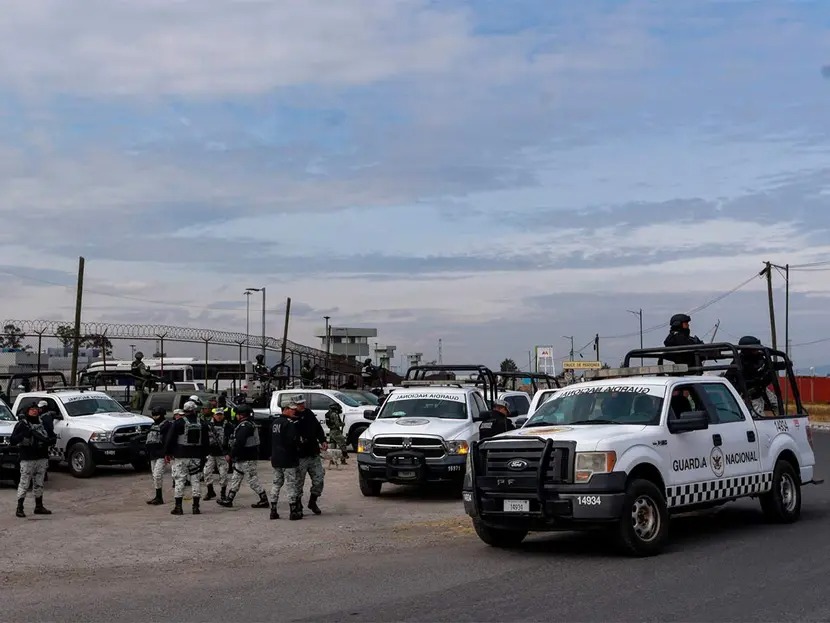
[358,451,467,485]
[89,441,148,465]
[464,437,626,530]
[0,448,20,474]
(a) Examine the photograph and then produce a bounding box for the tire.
[349,425,369,452]
[131,459,150,472]
[359,471,382,496]
[760,460,801,523]
[472,519,528,548]
[615,478,669,557]
[67,442,96,478]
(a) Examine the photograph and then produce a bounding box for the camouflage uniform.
[18,459,48,500]
[297,456,325,498]
[751,388,779,417]
[229,460,265,496]
[270,467,300,507]
[324,407,349,459]
[172,458,203,499]
[218,413,269,508]
[150,458,166,490]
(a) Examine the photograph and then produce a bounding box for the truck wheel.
[472,519,527,548]
[616,478,669,557]
[349,425,369,452]
[760,460,801,523]
[67,442,96,478]
[359,472,382,496]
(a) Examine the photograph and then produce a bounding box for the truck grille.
[372,436,445,459]
[480,438,572,483]
[113,424,151,445]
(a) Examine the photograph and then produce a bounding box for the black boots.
[34,497,51,515]
[16,498,25,518]
[252,492,269,509]
[220,485,227,500]
[270,502,279,520]
[217,490,236,507]
[289,502,303,520]
[192,497,201,515]
[204,484,216,501]
[341,452,349,465]
[146,488,164,505]
[171,497,183,515]
[307,495,322,515]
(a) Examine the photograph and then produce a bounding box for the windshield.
[379,395,468,420]
[344,391,378,406]
[61,396,127,417]
[0,401,14,421]
[332,392,361,407]
[524,386,665,427]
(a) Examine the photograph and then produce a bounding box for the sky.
[0,0,829,372]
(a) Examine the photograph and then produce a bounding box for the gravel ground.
[0,459,468,588]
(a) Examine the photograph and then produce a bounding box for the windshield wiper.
[569,419,620,425]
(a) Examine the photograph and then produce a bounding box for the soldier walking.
[294,396,327,516]
[145,406,171,505]
[164,402,209,515]
[204,408,233,501]
[324,403,349,464]
[217,404,269,509]
[11,403,56,518]
[269,402,302,520]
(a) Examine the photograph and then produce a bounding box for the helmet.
[183,401,198,412]
[151,406,166,417]
[236,404,252,417]
[738,335,762,347]
[189,395,202,406]
[364,358,372,365]
[670,313,691,330]
[134,351,143,359]
[37,400,48,408]
[256,354,264,362]
[329,403,343,413]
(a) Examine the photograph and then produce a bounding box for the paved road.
[6,432,829,622]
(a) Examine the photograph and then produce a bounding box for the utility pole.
[769,261,790,356]
[762,262,778,351]
[323,315,330,388]
[594,333,600,364]
[261,286,266,361]
[438,338,442,364]
[627,309,644,364]
[562,336,574,360]
[70,256,85,386]
[280,297,291,369]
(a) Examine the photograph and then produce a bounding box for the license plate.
[503,499,529,512]
[398,471,416,478]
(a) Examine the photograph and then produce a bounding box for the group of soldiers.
[144,393,347,520]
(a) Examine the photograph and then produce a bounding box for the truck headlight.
[445,440,469,455]
[575,451,616,483]
[89,431,113,443]
[357,437,373,454]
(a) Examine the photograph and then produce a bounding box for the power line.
[600,272,761,340]
[789,259,830,270]
[790,336,830,348]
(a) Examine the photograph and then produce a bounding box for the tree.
[500,358,518,372]
[56,325,76,349]
[1,323,29,351]
[82,333,113,356]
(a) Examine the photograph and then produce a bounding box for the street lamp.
[130,344,136,359]
[243,290,253,361]
[246,287,266,361]
[810,366,816,403]
[323,316,331,388]
[627,308,644,364]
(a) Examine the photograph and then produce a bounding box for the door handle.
[747,430,756,442]
[712,434,722,447]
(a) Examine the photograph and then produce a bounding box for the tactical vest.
[233,420,259,448]
[325,409,343,430]
[146,422,163,446]
[177,417,203,447]
[20,418,47,447]
[208,421,226,447]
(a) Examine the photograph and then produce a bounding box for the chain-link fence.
[0,319,398,394]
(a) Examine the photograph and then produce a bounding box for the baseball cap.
[37,400,48,408]
[294,396,306,404]
[493,398,509,408]
[285,401,298,409]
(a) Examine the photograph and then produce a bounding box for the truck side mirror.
[364,409,377,420]
[667,410,709,433]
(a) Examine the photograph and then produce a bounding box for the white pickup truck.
[12,389,154,477]
[464,347,821,557]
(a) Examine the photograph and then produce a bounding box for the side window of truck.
[149,394,176,413]
[668,385,711,422]
[698,384,745,424]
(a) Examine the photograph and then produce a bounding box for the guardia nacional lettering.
[672,456,707,471]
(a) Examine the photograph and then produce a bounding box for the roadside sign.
[562,361,602,370]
